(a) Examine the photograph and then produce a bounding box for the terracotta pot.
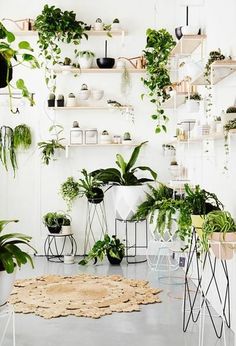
[210,232,236,260]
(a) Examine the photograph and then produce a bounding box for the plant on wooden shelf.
[142,28,175,133]
[38,125,65,165]
[43,212,65,234]
[79,234,125,265]
[204,50,226,119]
[75,50,95,69]
[34,5,88,91]
[202,211,236,259]
[0,21,39,112]
[13,124,32,150]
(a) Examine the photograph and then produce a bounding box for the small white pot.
[66,97,77,107]
[111,23,121,31]
[0,270,16,306]
[113,185,147,220]
[64,255,75,264]
[169,165,181,179]
[61,226,72,235]
[78,90,90,100]
[91,89,104,101]
[94,23,103,31]
[185,100,200,113]
[181,25,200,35]
[100,134,112,144]
[78,57,93,69]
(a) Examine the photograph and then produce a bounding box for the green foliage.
[202,211,236,251]
[79,234,125,265]
[13,124,32,150]
[93,141,157,186]
[75,50,95,58]
[35,5,88,91]
[142,28,175,133]
[226,106,236,113]
[186,92,202,101]
[43,212,65,228]
[0,21,39,112]
[0,219,35,273]
[60,177,80,211]
[38,125,65,165]
[0,126,17,176]
[77,169,104,201]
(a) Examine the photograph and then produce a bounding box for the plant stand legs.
[0,304,15,346]
[44,234,77,262]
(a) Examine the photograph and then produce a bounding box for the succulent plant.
[113,18,120,23]
[187,92,202,101]
[76,50,95,58]
[57,94,64,100]
[170,160,178,166]
[81,84,88,91]
[102,130,109,135]
[63,57,71,66]
[68,93,76,98]
[226,106,236,113]
[123,132,131,140]
[95,18,102,23]
[48,93,55,100]
[73,121,79,128]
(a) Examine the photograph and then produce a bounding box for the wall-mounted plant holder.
[70,128,83,145]
[85,129,98,144]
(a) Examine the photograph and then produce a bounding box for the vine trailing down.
[142,28,175,134]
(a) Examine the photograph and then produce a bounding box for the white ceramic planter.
[216,121,223,134]
[78,57,93,69]
[66,97,77,107]
[64,254,75,264]
[91,89,104,100]
[181,25,200,35]
[112,185,147,220]
[111,23,121,31]
[61,226,72,235]
[78,90,90,100]
[210,232,236,260]
[100,134,112,144]
[0,270,16,306]
[185,100,200,113]
[94,23,103,31]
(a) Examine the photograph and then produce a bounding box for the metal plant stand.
[183,228,231,342]
[115,218,148,264]
[44,234,77,262]
[83,200,108,255]
[0,304,15,346]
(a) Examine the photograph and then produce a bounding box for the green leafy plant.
[186,92,202,101]
[77,169,104,203]
[226,106,236,113]
[60,177,80,211]
[93,141,157,185]
[43,212,64,229]
[0,22,39,112]
[142,28,175,133]
[223,119,236,170]
[75,50,95,58]
[62,214,71,226]
[34,5,88,91]
[79,234,125,265]
[0,220,35,273]
[13,124,32,149]
[0,126,17,175]
[38,125,65,165]
[201,211,236,252]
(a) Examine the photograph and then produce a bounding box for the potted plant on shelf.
[142,28,175,133]
[222,106,236,125]
[0,21,39,112]
[0,126,17,176]
[0,219,35,306]
[75,50,95,69]
[94,18,103,31]
[34,5,88,91]
[92,141,157,220]
[79,234,125,265]
[38,125,65,165]
[202,211,236,260]
[223,118,236,171]
[111,18,121,31]
[185,92,202,113]
[43,212,65,234]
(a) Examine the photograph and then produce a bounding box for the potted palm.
[92,142,157,220]
[202,211,236,259]
[0,220,35,306]
[79,234,125,265]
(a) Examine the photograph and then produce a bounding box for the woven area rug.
[9,274,162,319]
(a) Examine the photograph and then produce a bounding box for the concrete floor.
[2,256,235,346]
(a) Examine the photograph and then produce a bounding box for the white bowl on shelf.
[91,89,104,101]
[78,90,90,100]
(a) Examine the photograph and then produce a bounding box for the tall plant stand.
[0,304,15,346]
[115,218,148,264]
[83,200,108,255]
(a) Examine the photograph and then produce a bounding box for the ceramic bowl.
[91,89,104,100]
[78,90,90,100]
[97,58,115,69]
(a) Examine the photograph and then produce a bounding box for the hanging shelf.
[171,35,206,57]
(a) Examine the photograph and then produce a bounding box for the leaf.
[78,259,88,265]
[18,41,32,51]
[126,141,148,172]
[6,31,15,43]
[116,154,127,175]
[16,79,25,90]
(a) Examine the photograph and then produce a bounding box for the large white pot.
[0,270,16,306]
[113,185,147,220]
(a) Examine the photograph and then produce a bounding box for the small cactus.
[170,160,178,166]
[113,18,120,23]
[73,121,79,128]
[57,94,64,100]
[123,132,131,140]
[68,93,75,98]
[81,84,88,91]
[95,18,102,23]
[63,57,71,66]
[226,106,236,113]
[102,130,109,135]
[48,93,55,100]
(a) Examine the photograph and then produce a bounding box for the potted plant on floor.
[92,141,157,220]
[0,219,35,306]
[43,212,65,234]
[0,21,39,112]
[202,211,236,259]
[79,234,125,265]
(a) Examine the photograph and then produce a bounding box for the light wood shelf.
[163,92,188,109]
[191,60,236,86]
[56,67,146,74]
[50,106,132,111]
[12,29,126,37]
[171,35,206,57]
[12,30,37,36]
[167,133,224,145]
[67,143,138,148]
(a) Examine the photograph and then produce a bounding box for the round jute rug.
[9,274,162,319]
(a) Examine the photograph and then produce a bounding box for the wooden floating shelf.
[12,30,126,37]
[171,35,206,57]
[50,106,132,111]
[167,134,224,145]
[57,68,146,74]
[67,143,138,148]
[191,60,236,85]
[12,30,37,36]
[163,92,188,109]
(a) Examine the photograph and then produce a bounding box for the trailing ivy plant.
[0,22,39,112]
[142,28,175,133]
[13,124,32,150]
[223,119,236,171]
[38,125,65,165]
[0,126,17,176]
[35,5,88,92]
[60,176,80,211]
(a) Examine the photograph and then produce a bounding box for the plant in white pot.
[185,92,202,113]
[61,214,72,235]
[0,220,35,306]
[202,211,236,260]
[76,50,95,69]
[92,142,157,220]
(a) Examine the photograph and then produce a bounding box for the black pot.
[87,187,104,204]
[107,250,124,265]
[47,225,62,234]
[48,99,55,107]
[0,55,13,88]
[57,99,64,107]
[96,58,115,69]
[175,26,183,40]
